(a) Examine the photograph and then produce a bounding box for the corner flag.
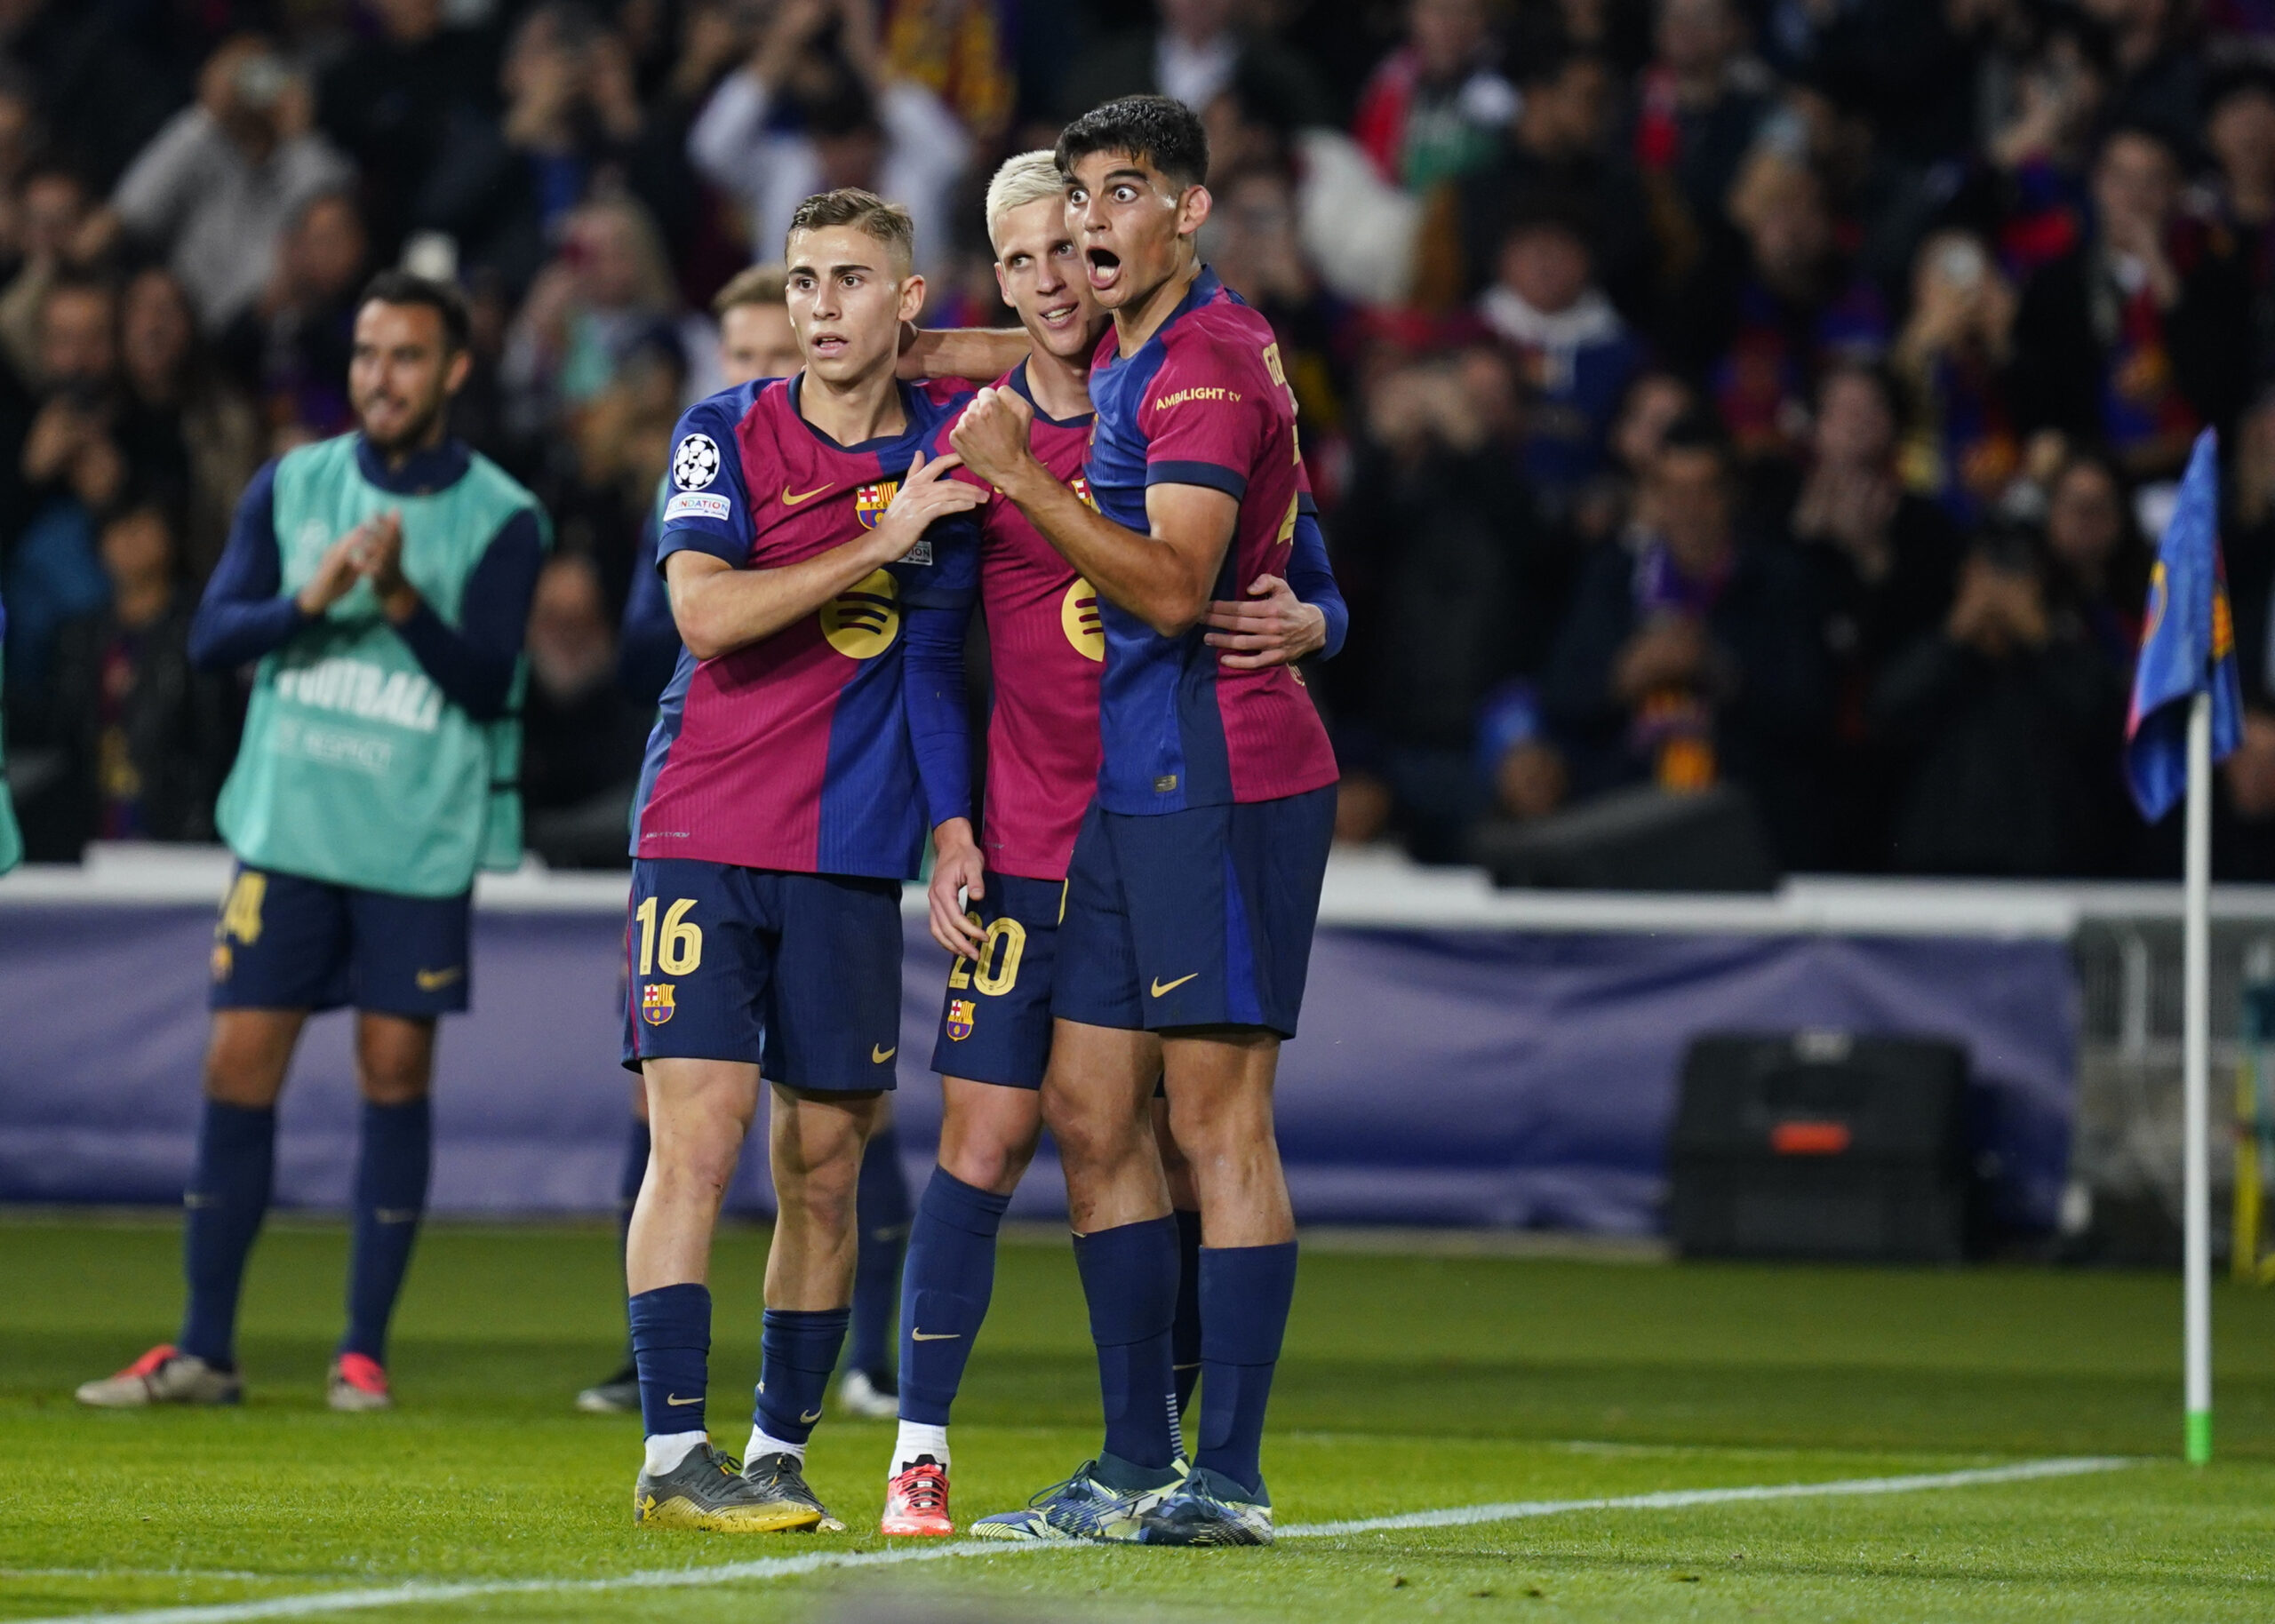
[2126,428,2241,821]
[2123,427,2235,1466]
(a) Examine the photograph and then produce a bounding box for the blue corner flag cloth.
[2126,428,2243,822]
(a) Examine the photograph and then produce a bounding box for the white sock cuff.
[893,1421,950,1472]
[746,1425,807,1464]
[643,1429,706,1476]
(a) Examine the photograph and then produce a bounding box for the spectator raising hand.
[689,0,970,275]
[102,36,351,333]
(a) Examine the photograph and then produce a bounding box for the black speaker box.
[1473,784,1780,893]
[1667,1032,1976,1262]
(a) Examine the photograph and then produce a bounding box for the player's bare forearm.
[1001,462,1231,637]
[665,538,895,660]
[898,324,1030,383]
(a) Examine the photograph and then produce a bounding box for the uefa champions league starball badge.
[673,434,721,490]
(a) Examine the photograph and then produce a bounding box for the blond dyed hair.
[984,151,1069,252]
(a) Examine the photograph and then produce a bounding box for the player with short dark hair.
[75,273,547,1414]
[880,149,1346,1538]
[953,97,1339,1545]
[619,187,986,1532]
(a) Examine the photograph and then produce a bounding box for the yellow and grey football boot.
[743,1451,845,1532]
[634,1443,824,1532]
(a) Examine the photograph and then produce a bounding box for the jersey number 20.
[948,915,1026,996]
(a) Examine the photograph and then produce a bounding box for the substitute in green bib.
[75,272,547,1416]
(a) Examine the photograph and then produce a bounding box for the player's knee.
[941,1133,1034,1195]
[1042,1094,1135,1174]
[1165,1089,1255,1163]
[202,1064,283,1109]
[356,1068,430,1107]
[355,1053,431,1106]
[648,1135,739,1203]
[781,1149,861,1234]
[202,1042,286,1107]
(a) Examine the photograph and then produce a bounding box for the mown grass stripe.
[15,1456,2137,1624]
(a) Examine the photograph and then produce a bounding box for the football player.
[619,188,984,1532]
[882,150,1345,1537]
[584,264,912,1426]
[954,98,1340,1546]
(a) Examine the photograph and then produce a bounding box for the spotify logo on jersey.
[823,569,901,658]
[1061,578,1104,661]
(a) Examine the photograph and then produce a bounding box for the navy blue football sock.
[898,1168,1010,1426]
[629,1282,711,1437]
[847,1123,911,1378]
[1073,1215,1181,1472]
[1171,1207,1204,1422]
[754,1308,850,1446]
[339,1097,432,1362]
[616,1116,651,1357]
[178,1101,276,1369]
[1193,1242,1298,1499]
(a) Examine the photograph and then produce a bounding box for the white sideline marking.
[14,1456,2135,1624]
[1280,1455,2134,1537]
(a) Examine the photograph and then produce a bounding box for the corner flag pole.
[2184,689,2214,1465]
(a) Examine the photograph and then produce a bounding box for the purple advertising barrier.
[0,892,2076,1232]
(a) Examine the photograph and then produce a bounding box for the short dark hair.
[1057,95,1210,191]
[358,269,470,353]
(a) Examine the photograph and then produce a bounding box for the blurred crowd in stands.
[12,0,2275,882]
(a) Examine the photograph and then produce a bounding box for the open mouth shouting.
[1084,247,1122,295]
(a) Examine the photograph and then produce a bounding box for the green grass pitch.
[3,1216,2273,1621]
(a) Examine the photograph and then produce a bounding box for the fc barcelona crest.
[855,481,899,529]
[642,983,676,1025]
[946,998,976,1040]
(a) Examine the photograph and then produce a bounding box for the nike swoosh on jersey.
[911,1330,961,1341]
[666,1393,703,1405]
[872,1045,897,1063]
[1150,973,1200,998]
[415,967,462,991]
[782,482,832,505]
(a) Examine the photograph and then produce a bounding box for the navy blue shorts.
[209,864,472,1017]
[1052,785,1336,1039]
[621,858,902,1094]
[929,872,1066,1088]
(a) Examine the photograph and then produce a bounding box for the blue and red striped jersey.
[632,375,978,879]
[1083,269,1338,813]
[925,363,1104,881]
